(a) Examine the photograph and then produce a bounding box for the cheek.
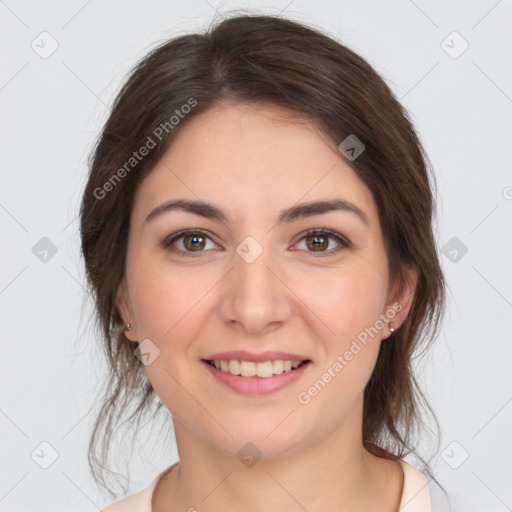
[128,255,210,338]
[298,269,386,417]
[126,261,212,414]
[303,260,388,342]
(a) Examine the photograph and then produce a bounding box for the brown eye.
[183,233,206,251]
[163,230,217,256]
[306,233,329,251]
[295,229,351,256]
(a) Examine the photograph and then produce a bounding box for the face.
[117,101,416,460]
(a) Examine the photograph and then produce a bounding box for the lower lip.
[202,360,311,395]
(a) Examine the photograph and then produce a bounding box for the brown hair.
[80,13,445,496]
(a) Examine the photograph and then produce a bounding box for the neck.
[153,405,403,511]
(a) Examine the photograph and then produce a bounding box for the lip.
[201,359,312,395]
[202,350,310,363]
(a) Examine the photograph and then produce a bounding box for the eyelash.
[162,228,351,258]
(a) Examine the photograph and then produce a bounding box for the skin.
[117,101,418,511]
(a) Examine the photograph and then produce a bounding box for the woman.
[80,13,445,512]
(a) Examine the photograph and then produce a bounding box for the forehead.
[132,102,379,226]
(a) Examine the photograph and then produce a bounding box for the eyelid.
[162,229,220,257]
[294,228,351,255]
[162,228,351,256]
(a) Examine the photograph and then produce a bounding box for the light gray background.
[1,1,511,511]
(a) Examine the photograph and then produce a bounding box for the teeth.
[241,361,257,377]
[229,360,240,375]
[210,359,306,378]
[273,360,284,374]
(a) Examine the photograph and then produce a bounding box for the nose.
[220,240,293,335]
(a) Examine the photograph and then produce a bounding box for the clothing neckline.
[149,459,431,511]
[102,459,431,511]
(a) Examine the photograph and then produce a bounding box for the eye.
[293,228,351,256]
[162,229,218,256]
[162,228,351,258]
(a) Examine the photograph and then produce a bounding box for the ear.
[383,264,418,339]
[116,278,138,342]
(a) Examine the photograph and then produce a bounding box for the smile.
[202,359,312,395]
[206,359,310,378]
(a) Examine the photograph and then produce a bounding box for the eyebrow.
[143,198,370,227]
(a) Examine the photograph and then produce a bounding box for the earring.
[388,322,395,333]
[125,323,132,331]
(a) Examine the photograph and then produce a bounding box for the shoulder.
[101,483,155,512]
[398,460,432,512]
[101,488,151,512]
[100,462,179,512]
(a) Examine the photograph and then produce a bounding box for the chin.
[203,413,311,459]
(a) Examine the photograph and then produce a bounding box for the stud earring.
[125,323,132,331]
[388,322,395,333]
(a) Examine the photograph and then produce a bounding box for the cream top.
[101,459,431,511]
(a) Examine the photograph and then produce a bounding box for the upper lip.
[203,350,311,363]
